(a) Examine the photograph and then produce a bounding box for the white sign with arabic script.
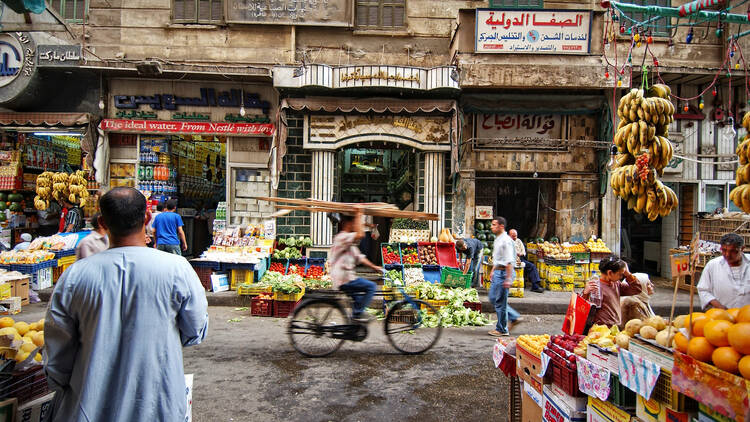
[475,9,591,54]
[476,113,562,140]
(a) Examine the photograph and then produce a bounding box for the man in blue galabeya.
[44,187,209,422]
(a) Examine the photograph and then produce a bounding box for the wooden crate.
[698,216,750,250]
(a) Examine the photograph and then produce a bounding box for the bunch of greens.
[384,269,403,286]
[270,273,305,294]
[406,282,479,304]
[273,247,302,259]
[303,278,333,289]
[278,237,313,248]
[391,218,429,231]
[260,271,283,285]
[420,306,490,328]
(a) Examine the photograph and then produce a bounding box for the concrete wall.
[276,115,311,236]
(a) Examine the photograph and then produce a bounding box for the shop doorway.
[620,203,663,274]
[336,145,417,261]
[475,176,558,242]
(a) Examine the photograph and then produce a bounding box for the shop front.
[99,80,276,256]
[458,94,609,245]
[272,65,460,250]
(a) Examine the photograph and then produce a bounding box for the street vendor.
[329,206,383,322]
[697,233,750,310]
[620,273,655,325]
[455,237,483,288]
[508,229,543,294]
[582,255,642,327]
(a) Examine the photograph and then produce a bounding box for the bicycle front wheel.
[384,299,442,355]
[288,299,347,357]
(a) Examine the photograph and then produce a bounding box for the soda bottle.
[138,165,144,180]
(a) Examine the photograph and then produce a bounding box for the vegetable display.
[273,247,302,259]
[305,265,325,279]
[269,262,286,274]
[391,218,429,230]
[401,246,419,264]
[278,237,313,248]
[287,264,305,277]
[418,244,437,265]
[382,245,401,264]
[384,269,403,286]
[403,267,424,284]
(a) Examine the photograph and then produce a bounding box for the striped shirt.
[64,207,84,233]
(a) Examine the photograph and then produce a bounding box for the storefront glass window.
[704,185,725,213]
[728,184,742,212]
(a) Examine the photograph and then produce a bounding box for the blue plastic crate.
[287,258,307,276]
[53,249,76,259]
[11,260,56,274]
[189,259,222,270]
[305,257,326,271]
[383,264,404,286]
[422,265,441,284]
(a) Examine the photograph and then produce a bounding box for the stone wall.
[275,115,311,236]
[555,175,599,242]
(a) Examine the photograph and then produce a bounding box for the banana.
[743,185,750,212]
[636,194,647,213]
[627,196,637,210]
[629,108,637,122]
[646,190,656,214]
[743,111,750,130]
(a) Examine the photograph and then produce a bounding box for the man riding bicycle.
[329,206,383,322]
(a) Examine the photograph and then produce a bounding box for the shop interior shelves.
[435,242,458,268]
[421,265,441,284]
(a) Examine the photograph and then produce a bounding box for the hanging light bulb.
[239,104,246,117]
[683,103,689,112]
[605,70,610,78]
[633,33,640,43]
[729,116,737,139]
[239,89,246,116]
[647,35,653,44]
[617,78,623,87]
[712,87,717,96]
[686,28,694,44]
[653,58,659,67]
[98,98,105,110]
[533,171,539,179]
[620,25,626,34]
[636,41,642,48]
[736,62,741,70]
[699,98,705,110]
[730,50,735,58]
[606,145,619,171]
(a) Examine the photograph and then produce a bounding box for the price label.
[670,253,690,277]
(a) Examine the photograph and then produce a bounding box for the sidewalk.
[37,282,698,316]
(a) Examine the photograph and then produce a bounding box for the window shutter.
[367,5,378,26]
[211,0,223,22]
[382,6,393,27]
[50,0,62,16]
[198,0,211,21]
[74,0,85,21]
[64,0,75,20]
[392,6,404,27]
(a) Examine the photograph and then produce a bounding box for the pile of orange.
[672,305,750,379]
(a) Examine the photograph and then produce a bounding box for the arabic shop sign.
[475,113,563,142]
[334,66,422,89]
[475,9,591,54]
[100,119,276,136]
[113,88,271,113]
[305,115,452,151]
[226,0,349,27]
[0,32,32,88]
[36,44,81,67]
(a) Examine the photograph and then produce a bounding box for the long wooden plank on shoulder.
[274,204,439,220]
[255,196,418,215]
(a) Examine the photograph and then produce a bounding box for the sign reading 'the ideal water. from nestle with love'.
[475,9,591,54]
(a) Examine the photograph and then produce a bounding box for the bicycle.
[287,274,442,357]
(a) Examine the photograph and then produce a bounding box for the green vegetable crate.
[440,267,472,289]
[273,287,305,302]
[237,283,272,296]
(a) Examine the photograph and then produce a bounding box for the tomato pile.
[401,246,419,264]
[305,265,325,279]
[287,264,305,277]
[269,262,286,274]
[382,245,401,264]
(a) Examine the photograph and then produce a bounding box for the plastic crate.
[286,259,307,277]
[192,266,214,291]
[398,243,420,265]
[651,368,695,411]
[0,363,48,405]
[230,269,254,290]
[463,301,481,312]
[436,242,459,268]
[509,287,524,297]
[381,243,402,265]
[383,264,404,287]
[422,265,441,284]
[273,300,300,318]
[550,357,584,397]
[609,373,636,409]
[189,259,222,270]
[273,288,305,302]
[11,260,56,274]
[570,252,590,262]
[237,283,272,296]
[417,242,439,265]
[440,267,472,289]
[508,376,522,422]
[250,296,274,317]
[387,307,419,323]
[421,299,448,314]
[53,249,76,260]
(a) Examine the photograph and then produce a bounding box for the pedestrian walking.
[75,213,109,259]
[153,199,187,255]
[488,216,523,336]
[44,187,208,422]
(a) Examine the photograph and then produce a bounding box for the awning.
[272,97,459,185]
[99,119,276,136]
[0,112,91,127]
[461,94,606,115]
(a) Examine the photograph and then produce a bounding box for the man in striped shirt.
[61,199,84,233]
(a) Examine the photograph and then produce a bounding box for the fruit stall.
[525,237,612,293]
[492,306,750,422]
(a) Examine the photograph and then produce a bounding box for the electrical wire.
[671,153,740,164]
[538,190,597,213]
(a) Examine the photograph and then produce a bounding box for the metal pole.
[602,0,749,25]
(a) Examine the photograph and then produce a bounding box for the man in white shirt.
[488,216,523,337]
[76,213,110,259]
[698,233,750,310]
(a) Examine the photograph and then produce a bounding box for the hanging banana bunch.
[729,112,750,212]
[35,170,90,209]
[610,84,679,221]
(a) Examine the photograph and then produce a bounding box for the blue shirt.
[153,211,184,246]
[45,247,209,422]
[462,238,483,263]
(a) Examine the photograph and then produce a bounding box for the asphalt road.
[16,303,563,422]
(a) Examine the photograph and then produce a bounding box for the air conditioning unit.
[136,61,162,76]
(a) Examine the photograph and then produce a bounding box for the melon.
[476,222,485,231]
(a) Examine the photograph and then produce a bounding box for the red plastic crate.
[463,301,482,312]
[250,296,273,317]
[273,300,300,318]
[551,357,584,397]
[436,242,459,268]
[191,266,213,291]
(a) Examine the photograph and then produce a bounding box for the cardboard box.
[523,381,543,422]
[586,344,619,373]
[0,297,21,315]
[548,382,588,412]
[517,345,544,393]
[210,272,229,293]
[0,398,16,422]
[543,385,586,422]
[16,392,54,422]
[10,278,29,306]
[637,394,693,422]
[587,396,632,422]
[630,338,674,372]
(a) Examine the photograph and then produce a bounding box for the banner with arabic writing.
[475,9,591,54]
[476,113,562,140]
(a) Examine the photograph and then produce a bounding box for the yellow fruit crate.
[509,287,524,297]
[57,255,76,266]
[548,283,565,292]
[273,288,305,302]
[0,283,10,300]
[421,299,448,314]
[237,283,271,296]
[230,269,254,290]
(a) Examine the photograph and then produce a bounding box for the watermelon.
[0,213,5,222]
[481,241,489,249]
[8,203,21,212]
[476,222,485,231]
[0,202,5,211]
[7,193,22,202]
[0,193,6,202]
[477,232,486,241]
[487,233,495,241]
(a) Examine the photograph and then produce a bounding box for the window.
[704,184,725,213]
[626,0,670,37]
[728,184,742,212]
[489,0,543,8]
[173,0,223,24]
[48,0,87,23]
[356,0,405,29]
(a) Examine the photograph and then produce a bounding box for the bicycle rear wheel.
[384,299,442,355]
[288,299,347,357]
